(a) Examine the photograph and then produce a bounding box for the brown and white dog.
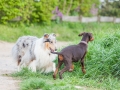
[12,33,57,73]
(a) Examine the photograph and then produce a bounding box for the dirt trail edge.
[0,41,70,90]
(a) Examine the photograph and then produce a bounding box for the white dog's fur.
[12,36,38,71]
[12,33,57,73]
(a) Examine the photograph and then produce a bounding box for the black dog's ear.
[44,33,49,39]
[78,32,85,36]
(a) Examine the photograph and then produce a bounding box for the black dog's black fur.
[51,32,94,79]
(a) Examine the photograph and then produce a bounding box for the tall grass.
[85,32,120,79]
[1,22,119,90]
[1,22,120,42]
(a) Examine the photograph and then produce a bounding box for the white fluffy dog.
[12,33,57,73]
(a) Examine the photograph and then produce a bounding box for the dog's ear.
[44,33,49,39]
[78,32,85,36]
[52,33,56,37]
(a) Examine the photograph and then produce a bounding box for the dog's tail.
[51,51,61,55]
[51,51,64,61]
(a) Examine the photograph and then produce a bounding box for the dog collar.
[80,41,88,45]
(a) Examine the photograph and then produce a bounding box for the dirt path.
[0,41,70,90]
[0,41,20,90]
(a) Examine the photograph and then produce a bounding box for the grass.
[12,68,120,90]
[1,22,120,42]
[1,22,120,90]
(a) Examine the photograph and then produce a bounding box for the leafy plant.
[58,0,100,16]
[31,0,58,24]
[0,0,58,25]
[0,0,34,24]
[99,0,120,17]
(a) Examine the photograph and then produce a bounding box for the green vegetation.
[1,22,119,90]
[1,22,120,42]
[58,0,99,16]
[0,0,100,25]
[99,0,120,17]
[0,0,57,24]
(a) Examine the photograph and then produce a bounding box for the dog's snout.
[90,38,94,41]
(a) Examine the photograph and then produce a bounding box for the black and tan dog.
[51,32,94,79]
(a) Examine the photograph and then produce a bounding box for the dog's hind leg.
[17,60,24,72]
[17,67,20,72]
[53,61,63,80]
[59,61,72,79]
[17,55,22,71]
[59,66,69,79]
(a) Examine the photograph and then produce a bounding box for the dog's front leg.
[29,60,36,72]
[80,59,86,74]
[53,63,56,72]
[80,52,87,74]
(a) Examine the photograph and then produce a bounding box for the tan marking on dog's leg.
[69,64,74,72]
[82,67,86,74]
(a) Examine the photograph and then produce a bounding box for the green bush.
[31,0,58,24]
[0,0,34,24]
[85,33,120,79]
[0,0,58,25]
[58,0,100,16]
[99,1,120,17]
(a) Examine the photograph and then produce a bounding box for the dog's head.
[43,33,57,52]
[49,33,57,51]
[79,32,94,42]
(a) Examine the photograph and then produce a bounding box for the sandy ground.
[0,41,70,90]
[0,41,20,90]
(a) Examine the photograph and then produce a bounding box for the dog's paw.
[59,72,63,79]
[53,74,56,80]
[68,68,73,72]
[82,69,86,74]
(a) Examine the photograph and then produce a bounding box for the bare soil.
[0,41,70,90]
[0,41,20,90]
